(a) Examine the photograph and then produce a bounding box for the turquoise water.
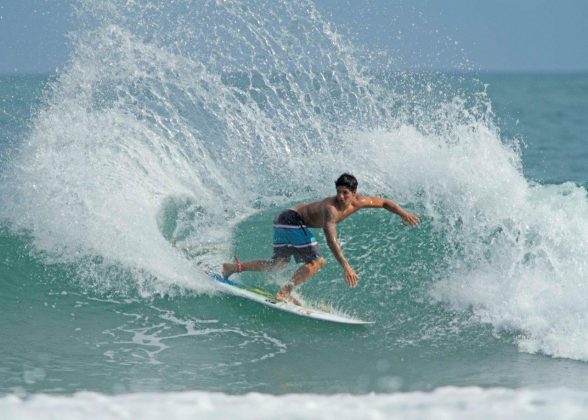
[484,73,588,184]
[2,0,588,417]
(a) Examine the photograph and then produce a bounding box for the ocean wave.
[2,0,588,364]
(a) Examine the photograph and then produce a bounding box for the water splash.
[0,0,417,293]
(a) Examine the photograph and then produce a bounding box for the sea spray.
[0,0,422,295]
[0,0,372,294]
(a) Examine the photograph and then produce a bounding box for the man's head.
[335,173,357,208]
[335,173,358,192]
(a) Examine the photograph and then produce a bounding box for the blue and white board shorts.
[272,209,321,263]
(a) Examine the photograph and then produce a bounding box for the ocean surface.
[2,1,588,418]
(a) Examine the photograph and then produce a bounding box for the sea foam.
[3,387,588,420]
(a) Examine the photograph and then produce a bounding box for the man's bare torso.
[293,196,361,228]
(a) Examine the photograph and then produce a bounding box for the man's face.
[336,186,355,208]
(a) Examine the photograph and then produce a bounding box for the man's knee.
[308,257,325,270]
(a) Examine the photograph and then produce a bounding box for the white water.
[358,123,588,362]
[4,387,588,420]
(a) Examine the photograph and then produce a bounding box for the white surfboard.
[209,273,373,325]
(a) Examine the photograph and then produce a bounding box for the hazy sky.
[1,0,587,74]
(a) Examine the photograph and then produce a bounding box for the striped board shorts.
[272,209,321,263]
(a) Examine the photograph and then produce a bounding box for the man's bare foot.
[276,290,303,306]
[222,263,236,279]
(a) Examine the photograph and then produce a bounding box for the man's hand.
[344,265,358,288]
[401,211,420,226]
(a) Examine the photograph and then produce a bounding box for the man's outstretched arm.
[359,196,420,225]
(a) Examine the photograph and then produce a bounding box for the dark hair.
[335,173,358,192]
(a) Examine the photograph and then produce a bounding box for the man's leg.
[276,257,325,305]
[222,257,288,279]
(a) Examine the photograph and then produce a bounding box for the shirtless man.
[222,173,420,305]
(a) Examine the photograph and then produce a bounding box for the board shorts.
[272,209,321,263]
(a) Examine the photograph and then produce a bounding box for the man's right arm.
[323,206,358,287]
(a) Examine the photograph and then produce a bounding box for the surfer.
[222,173,420,305]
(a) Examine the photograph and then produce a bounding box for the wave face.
[2,0,588,367]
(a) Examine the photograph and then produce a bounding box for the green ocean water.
[2,1,588,406]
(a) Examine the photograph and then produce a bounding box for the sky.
[0,0,587,74]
